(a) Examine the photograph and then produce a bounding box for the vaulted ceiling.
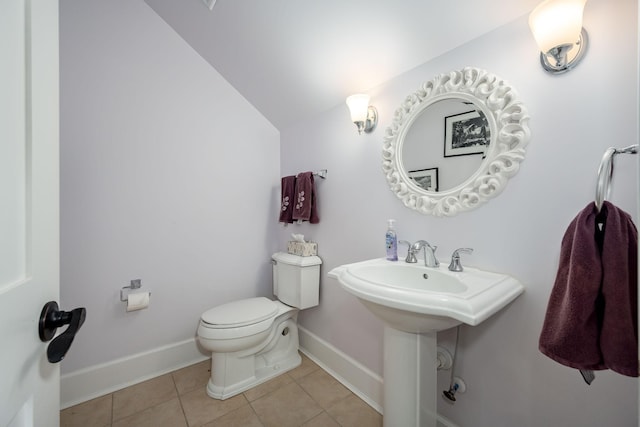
[144,0,541,130]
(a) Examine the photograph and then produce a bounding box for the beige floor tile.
[60,394,112,427]
[287,353,320,381]
[326,394,382,427]
[250,381,322,427]
[243,373,293,402]
[202,404,264,427]
[173,359,211,395]
[112,374,178,421]
[112,398,187,427]
[297,369,352,410]
[302,411,340,427]
[180,386,248,427]
[60,358,383,427]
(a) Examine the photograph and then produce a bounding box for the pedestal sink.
[328,258,524,427]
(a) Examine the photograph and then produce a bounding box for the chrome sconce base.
[355,106,378,135]
[540,28,589,74]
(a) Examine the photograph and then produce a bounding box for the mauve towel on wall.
[279,175,296,224]
[539,201,638,377]
[292,172,319,224]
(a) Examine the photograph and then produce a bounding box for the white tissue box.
[287,241,318,256]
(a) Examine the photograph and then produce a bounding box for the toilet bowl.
[197,252,321,400]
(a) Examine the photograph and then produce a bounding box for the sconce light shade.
[346,94,378,135]
[529,0,588,74]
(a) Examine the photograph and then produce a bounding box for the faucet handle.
[399,240,417,263]
[452,248,473,257]
[448,248,473,272]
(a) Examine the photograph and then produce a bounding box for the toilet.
[197,252,321,400]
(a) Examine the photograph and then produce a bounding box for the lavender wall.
[279,0,639,425]
[60,0,280,373]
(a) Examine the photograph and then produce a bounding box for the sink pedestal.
[329,258,525,427]
[384,326,438,427]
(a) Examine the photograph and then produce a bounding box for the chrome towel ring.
[594,145,637,212]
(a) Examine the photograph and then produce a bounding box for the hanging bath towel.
[292,171,319,223]
[539,201,638,377]
[279,175,296,224]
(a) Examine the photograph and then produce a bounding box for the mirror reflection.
[402,99,490,192]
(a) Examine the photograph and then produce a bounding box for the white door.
[0,0,61,426]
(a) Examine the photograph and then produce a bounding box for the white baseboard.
[298,326,459,427]
[60,338,208,409]
[298,325,384,413]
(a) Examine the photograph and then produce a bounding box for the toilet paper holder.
[120,279,151,302]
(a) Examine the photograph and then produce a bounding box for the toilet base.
[206,315,301,400]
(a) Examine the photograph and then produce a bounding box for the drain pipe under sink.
[442,326,467,402]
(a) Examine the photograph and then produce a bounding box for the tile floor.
[60,353,382,427]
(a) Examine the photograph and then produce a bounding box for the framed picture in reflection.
[444,110,490,157]
[408,168,438,192]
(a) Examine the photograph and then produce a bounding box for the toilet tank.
[272,252,321,309]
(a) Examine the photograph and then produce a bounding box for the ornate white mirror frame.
[382,67,530,216]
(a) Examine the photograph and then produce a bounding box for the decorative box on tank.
[287,241,318,257]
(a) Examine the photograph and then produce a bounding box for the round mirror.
[382,67,530,216]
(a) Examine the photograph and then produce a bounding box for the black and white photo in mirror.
[408,168,439,192]
[444,110,490,157]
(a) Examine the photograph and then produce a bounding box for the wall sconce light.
[346,94,378,135]
[529,0,588,74]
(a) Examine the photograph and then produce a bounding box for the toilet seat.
[199,297,279,341]
[201,297,278,328]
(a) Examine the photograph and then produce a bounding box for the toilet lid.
[201,297,278,328]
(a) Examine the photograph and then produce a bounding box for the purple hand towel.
[539,201,638,377]
[279,175,296,224]
[599,202,638,376]
[292,171,319,223]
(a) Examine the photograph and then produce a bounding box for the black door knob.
[38,301,86,363]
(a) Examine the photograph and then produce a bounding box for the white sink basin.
[328,258,524,332]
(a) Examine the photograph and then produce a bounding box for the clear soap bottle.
[385,219,398,261]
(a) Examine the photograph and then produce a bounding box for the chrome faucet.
[448,248,473,272]
[412,240,439,268]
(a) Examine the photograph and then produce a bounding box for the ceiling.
[144,0,541,130]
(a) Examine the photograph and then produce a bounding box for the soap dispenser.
[385,219,398,261]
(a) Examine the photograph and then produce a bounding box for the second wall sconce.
[529,0,588,74]
[346,94,378,135]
